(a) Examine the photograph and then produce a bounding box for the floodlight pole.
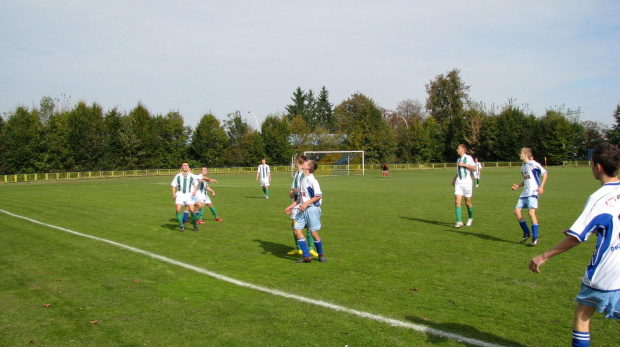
[398,116,409,129]
[247,111,260,133]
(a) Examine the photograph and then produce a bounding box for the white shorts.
[290,206,300,220]
[474,173,480,179]
[260,178,270,187]
[454,182,473,198]
[194,192,212,205]
[175,193,195,206]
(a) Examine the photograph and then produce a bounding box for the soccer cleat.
[454,221,464,228]
[520,235,530,244]
[309,249,319,257]
[180,226,185,232]
[319,255,327,263]
[265,196,269,199]
[287,249,303,256]
[193,226,199,232]
[215,217,223,222]
[466,218,473,227]
[529,238,539,246]
[197,220,205,225]
[296,257,312,263]
[476,184,479,187]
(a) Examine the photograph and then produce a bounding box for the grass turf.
[0,167,618,346]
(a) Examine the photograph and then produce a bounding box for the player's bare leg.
[572,304,595,347]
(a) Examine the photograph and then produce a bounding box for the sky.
[1,0,619,129]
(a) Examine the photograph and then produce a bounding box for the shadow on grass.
[253,239,298,260]
[400,216,454,227]
[402,216,514,243]
[450,228,514,243]
[405,315,527,347]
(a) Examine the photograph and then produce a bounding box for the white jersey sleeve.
[567,182,620,291]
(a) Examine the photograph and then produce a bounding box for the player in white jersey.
[170,162,199,232]
[194,166,222,224]
[473,157,483,187]
[512,148,548,246]
[256,157,271,199]
[285,159,326,263]
[451,144,476,228]
[529,142,620,347]
[286,155,318,257]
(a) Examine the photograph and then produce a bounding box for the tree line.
[0,69,617,174]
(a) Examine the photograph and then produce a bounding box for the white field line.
[1,209,503,347]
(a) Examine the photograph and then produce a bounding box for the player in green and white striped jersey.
[256,157,271,199]
[451,144,476,228]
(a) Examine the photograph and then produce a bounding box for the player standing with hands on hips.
[512,148,548,246]
[452,144,476,228]
[529,142,620,347]
[285,159,326,263]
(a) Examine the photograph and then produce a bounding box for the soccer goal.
[303,151,365,176]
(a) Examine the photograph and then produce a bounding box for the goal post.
[303,151,365,176]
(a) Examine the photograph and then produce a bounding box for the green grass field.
[1,167,618,346]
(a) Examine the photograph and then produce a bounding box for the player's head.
[296,154,307,166]
[261,157,266,164]
[306,160,318,173]
[181,162,190,171]
[201,166,208,174]
[474,156,479,162]
[520,148,533,162]
[591,142,620,178]
[457,144,467,156]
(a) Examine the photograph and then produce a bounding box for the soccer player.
[381,163,389,177]
[529,142,620,347]
[474,157,483,187]
[256,157,271,199]
[287,155,318,257]
[171,162,199,232]
[452,144,476,228]
[285,159,326,263]
[512,148,548,246]
[194,166,222,224]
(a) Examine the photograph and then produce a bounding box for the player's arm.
[300,195,321,211]
[207,186,216,197]
[268,171,271,182]
[511,181,524,191]
[285,198,301,214]
[451,175,457,186]
[171,185,177,199]
[256,169,259,181]
[529,231,580,273]
[538,173,548,195]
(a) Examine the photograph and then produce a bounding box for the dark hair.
[307,160,318,173]
[591,142,620,177]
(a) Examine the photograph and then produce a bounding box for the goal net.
[303,151,365,176]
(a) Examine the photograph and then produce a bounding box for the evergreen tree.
[606,105,620,146]
[315,86,335,132]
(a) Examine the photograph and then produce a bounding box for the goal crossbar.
[303,151,365,176]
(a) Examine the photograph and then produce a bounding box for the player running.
[171,162,199,232]
[194,166,222,224]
